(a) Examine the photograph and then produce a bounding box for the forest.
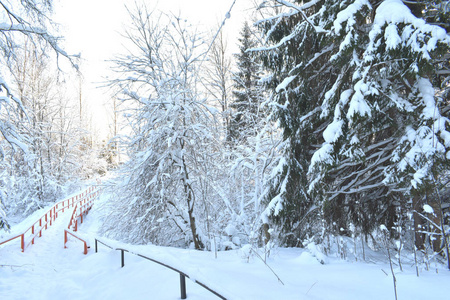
[0,0,449,275]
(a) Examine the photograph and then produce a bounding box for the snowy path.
[0,204,224,300]
[2,195,450,300]
[0,209,88,299]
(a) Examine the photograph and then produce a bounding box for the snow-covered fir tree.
[255,0,450,250]
[255,0,344,246]
[309,0,450,248]
[229,21,265,144]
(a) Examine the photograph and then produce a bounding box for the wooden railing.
[64,229,90,254]
[63,189,98,254]
[0,183,101,252]
[67,189,98,232]
[94,239,227,300]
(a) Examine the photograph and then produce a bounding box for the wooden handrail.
[68,192,97,232]
[94,239,227,300]
[63,190,98,254]
[0,184,101,252]
[64,229,89,254]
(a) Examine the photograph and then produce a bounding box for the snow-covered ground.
[1,192,449,300]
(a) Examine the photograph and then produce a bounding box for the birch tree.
[0,0,75,230]
[2,41,84,218]
[104,6,218,249]
[203,29,233,136]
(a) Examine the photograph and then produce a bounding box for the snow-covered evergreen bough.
[256,0,450,257]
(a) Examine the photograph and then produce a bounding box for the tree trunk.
[182,151,203,250]
[413,194,425,250]
[262,223,271,245]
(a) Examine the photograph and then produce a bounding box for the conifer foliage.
[229,21,264,144]
[256,0,343,245]
[256,0,450,250]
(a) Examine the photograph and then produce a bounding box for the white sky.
[53,0,257,141]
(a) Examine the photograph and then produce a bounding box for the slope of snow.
[1,192,449,300]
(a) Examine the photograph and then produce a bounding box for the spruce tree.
[257,0,449,247]
[229,21,264,144]
[308,0,450,243]
[256,0,344,245]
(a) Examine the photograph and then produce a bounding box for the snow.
[2,190,450,300]
[333,0,370,34]
[417,78,438,120]
[347,80,373,119]
[275,75,296,93]
[423,204,434,214]
[371,0,450,58]
[384,23,402,50]
[322,119,343,143]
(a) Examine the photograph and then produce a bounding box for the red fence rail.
[0,183,102,252]
[67,189,98,232]
[64,229,89,254]
[63,190,97,254]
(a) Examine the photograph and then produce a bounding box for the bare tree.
[2,41,84,217]
[0,0,76,229]
[203,29,233,134]
[104,5,220,249]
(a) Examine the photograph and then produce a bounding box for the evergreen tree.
[256,0,344,245]
[256,0,450,248]
[229,21,264,144]
[308,0,450,245]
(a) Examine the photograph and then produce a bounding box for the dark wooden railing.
[94,239,226,300]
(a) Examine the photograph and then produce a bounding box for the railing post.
[180,274,187,299]
[64,230,68,248]
[95,239,98,253]
[20,234,24,252]
[121,249,125,268]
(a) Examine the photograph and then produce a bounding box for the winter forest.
[1,0,450,299]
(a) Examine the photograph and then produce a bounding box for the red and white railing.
[64,187,99,254]
[0,182,102,252]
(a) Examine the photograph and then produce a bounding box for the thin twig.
[306,281,317,295]
[250,248,285,285]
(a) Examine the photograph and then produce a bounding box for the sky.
[53,0,257,141]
